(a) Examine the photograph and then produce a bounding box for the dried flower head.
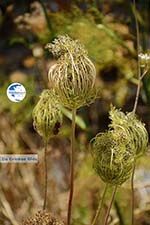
[109,107,148,157]
[32,89,63,141]
[46,35,97,109]
[91,130,134,185]
[21,210,65,225]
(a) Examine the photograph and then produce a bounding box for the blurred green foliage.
[0,78,36,124]
[0,1,150,225]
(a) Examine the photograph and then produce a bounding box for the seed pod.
[32,90,63,141]
[22,210,65,225]
[91,130,134,185]
[46,35,97,109]
[109,107,148,157]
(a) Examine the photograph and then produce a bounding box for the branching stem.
[67,108,76,225]
[131,1,143,224]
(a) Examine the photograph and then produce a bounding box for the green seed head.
[46,35,97,109]
[91,131,134,185]
[32,90,63,141]
[109,106,148,157]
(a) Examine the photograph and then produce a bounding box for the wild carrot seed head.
[91,130,134,185]
[46,35,97,109]
[109,106,148,157]
[32,89,63,141]
[21,210,65,225]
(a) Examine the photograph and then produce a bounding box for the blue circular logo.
[7,83,26,102]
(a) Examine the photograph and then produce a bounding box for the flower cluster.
[138,52,150,68]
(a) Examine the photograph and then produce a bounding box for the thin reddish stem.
[67,108,76,225]
[104,185,118,225]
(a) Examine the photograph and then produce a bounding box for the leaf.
[131,4,145,26]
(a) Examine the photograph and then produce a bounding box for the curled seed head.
[32,90,63,141]
[46,35,97,109]
[91,130,134,185]
[21,210,65,225]
[109,106,148,157]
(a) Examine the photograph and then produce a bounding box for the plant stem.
[67,108,76,225]
[132,0,149,113]
[104,185,118,225]
[91,183,109,225]
[131,161,136,225]
[131,1,141,224]
[133,79,141,114]
[43,140,48,210]
[132,0,141,114]
[131,2,149,224]
[114,200,125,225]
[133,68,149,114]
[38,0,53,34]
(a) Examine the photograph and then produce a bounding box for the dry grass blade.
[0,188,19,225]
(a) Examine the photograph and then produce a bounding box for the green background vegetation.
[0,1,150,224]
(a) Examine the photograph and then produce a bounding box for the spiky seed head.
[109,106,148,157]
[32,90,63,141]
[91,130,134,185]
[21,210,65,225]
[46,35,97,109]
